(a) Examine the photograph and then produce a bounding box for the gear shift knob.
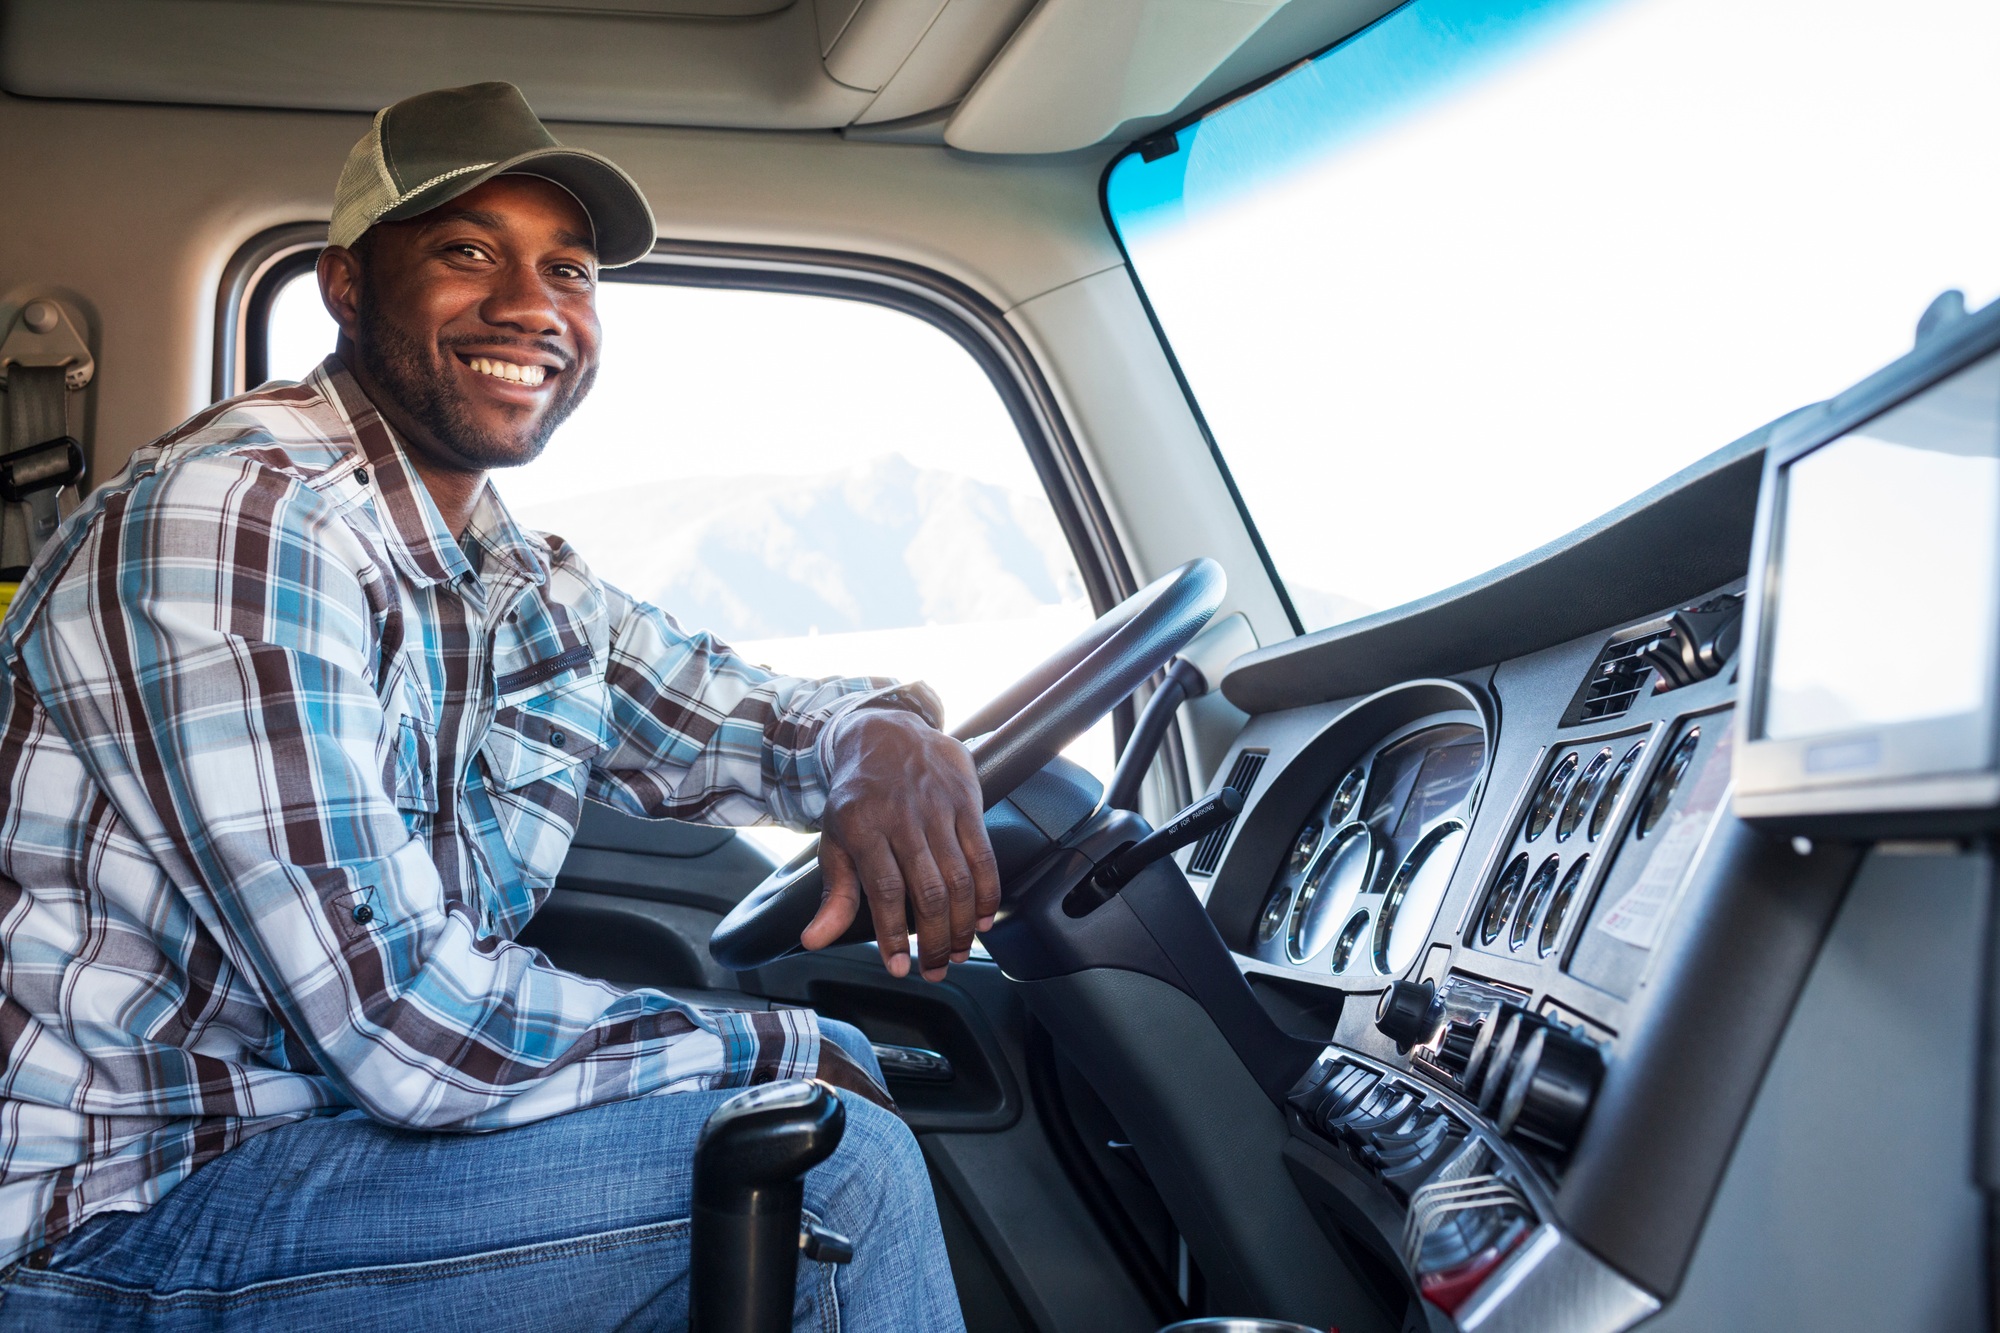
[690,1078,848,1333]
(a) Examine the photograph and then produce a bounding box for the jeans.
[0,1019,966,1332]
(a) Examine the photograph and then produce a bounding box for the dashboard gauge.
[1326,765,1367,826]
[1539,854,1589,958]
[1638,728,1701,838]
[1330,910,1370,973]
[1525,752,1580,841]
[1590,741,1646,841]
[1288,823,1373,963]
[1255,882,1294,943]
[1373,819,1468,975]
[1481,853,1531,944]
[1557,748,1612,842]
[1511,855,1561,951]
[1285,819,1324,876]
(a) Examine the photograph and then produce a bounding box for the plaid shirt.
[0,357,907,1266]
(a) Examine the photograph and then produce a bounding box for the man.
[0,83,992,1329]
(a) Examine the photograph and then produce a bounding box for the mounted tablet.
[1736,297,2000,836]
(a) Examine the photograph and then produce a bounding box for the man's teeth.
[466,356,547,387]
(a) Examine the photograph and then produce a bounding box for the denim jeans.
[0,1019,966,1332]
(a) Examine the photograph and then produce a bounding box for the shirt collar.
[313,355,549,590]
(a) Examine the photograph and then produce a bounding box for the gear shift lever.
[690,1078,849,1333]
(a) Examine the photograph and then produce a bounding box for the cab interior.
[0,1,1992,1330]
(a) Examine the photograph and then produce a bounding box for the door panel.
[524,801,1158,1333]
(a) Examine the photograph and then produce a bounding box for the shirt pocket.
[480,676,608,888]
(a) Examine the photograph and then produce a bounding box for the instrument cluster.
[1246,708,1487,982]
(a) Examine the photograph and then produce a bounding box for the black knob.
[1495,1024,1604,1158]
[1375,979,1445,1051]
[690,1079,847,1333]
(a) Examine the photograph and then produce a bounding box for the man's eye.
[450,244,491,262]
[551,263,593,282]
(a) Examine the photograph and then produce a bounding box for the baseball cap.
[329,82,656,266]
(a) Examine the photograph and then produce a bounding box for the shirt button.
[352,903,374,925]
[355,466,370,485]
[549,730,566,749]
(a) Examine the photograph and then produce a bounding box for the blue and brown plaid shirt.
[0,357,904,1266]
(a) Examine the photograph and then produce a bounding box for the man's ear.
[318,245,364,344]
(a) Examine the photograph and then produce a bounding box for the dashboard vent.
[1564,621,1676,725]
[1187,750,1266,876]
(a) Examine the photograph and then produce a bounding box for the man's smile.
[455,349,557,392]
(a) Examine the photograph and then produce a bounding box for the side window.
[258,269,1111,799]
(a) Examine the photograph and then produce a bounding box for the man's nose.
[480,261,564,339]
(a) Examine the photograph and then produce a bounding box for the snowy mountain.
[509,454,1085,642]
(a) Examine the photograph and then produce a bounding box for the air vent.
[1187,750,1266,875]
[1562,620,1677,725]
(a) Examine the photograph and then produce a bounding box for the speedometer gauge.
[1373,820,1468,975]
[1288,823,1373,963]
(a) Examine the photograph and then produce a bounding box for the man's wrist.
[821,682,945,768]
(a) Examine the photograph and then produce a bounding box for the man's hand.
[815,1042,897,1114]
[800,707,1000,982]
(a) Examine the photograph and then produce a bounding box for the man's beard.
[353,282,594,469]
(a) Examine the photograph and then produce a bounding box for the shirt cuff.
[709,1005,822,1088]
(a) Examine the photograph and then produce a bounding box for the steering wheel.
[709,558,1227,972]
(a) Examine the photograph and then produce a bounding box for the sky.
[1109,0,2000,628]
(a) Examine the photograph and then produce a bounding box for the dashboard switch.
[1375,978,1446,1050]
[1495,1024,1605,1157]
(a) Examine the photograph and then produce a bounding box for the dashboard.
[1185,572,1864,1332]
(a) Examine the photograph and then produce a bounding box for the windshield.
[1106,0,2000,633]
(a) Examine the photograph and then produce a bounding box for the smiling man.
[0,84,983,1329]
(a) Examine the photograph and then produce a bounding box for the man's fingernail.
[922,965,947,982]
[977,915,995,931]
[886,952,910,978]
[950,949,971,964]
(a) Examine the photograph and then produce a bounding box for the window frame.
[215,228,1163,776]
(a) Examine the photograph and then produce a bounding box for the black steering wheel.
[709,558,1227,972]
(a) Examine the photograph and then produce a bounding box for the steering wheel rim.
[708,558,1227,972]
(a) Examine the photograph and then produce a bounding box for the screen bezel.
[1736,301,2000,832]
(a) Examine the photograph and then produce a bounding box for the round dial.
[1511,855,1561,951]
[1526,752,1580,841]
[1639,727,1701,838]
[1481,853,1531,945]
[1330,910,1370,973]
[1326,765,1367,826]
[1373,819,1468,975]
[1588,741,1646,841]
[1539,854,1590,958]
[1288,823,1373,963]
[1557,748,1612,842]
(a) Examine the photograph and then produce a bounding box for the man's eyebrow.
[554,228,597,255]
[426,207,506,231]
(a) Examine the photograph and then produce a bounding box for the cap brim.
[376,145,657,267]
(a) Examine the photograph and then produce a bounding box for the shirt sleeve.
[15,455,819,1131]
[585,579,938,830]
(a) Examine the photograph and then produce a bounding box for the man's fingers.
[851,837,914,979]
[958,807,1002,931]
[929,828,980,964]
[883,831,955,981]
[800,838,862,952]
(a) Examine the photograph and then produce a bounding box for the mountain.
[509,454,1085,642]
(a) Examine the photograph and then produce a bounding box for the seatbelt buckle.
[0,436,84,503]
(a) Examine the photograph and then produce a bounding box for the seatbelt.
[0,299,92,615]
